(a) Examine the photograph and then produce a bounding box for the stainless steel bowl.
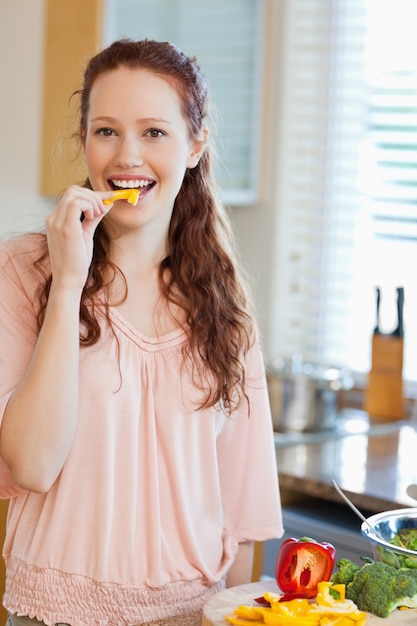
[361,508,417,568]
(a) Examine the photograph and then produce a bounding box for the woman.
[0,39,283,626]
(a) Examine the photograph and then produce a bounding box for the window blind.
[268,0,417,385]
[104,0,263,205]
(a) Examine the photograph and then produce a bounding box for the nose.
[115,133,144,168]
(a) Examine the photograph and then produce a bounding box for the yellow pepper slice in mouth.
[103,188,140,206]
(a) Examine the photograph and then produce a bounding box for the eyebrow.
[90,116,173,125]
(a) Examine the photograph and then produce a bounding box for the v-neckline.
[108,307,187,351]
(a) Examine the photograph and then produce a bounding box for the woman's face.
[83,66,204,235]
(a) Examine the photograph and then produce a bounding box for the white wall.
[0,0,53,238]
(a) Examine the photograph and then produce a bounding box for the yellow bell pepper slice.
[316,582,346,606]
[269,598,311,615]
[263,591,284,605]
[103,188,140,206]
[233,605,265,620]
[271,613,317,623]
[225,615,263,625]
[321,618,362,626]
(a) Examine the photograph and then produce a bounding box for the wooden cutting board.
[202,580,417,625]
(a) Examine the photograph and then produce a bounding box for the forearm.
[0,285,82,493]
[226,541,254,588]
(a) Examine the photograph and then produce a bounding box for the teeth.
[111,179,152,189]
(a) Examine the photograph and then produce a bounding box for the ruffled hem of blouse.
[4,557,225,626]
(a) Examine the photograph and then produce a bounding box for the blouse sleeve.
[216,338,284,543]
[0,239,40,498]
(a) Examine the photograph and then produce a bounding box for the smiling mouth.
[108,179,155,191]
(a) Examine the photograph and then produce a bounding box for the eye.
[95,127,116,137]
[146,128,166,139]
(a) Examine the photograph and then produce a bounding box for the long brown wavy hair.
[36,39,255,413]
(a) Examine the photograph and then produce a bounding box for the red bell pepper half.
[275,536,336,600]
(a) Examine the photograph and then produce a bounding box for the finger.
[80,203,97,222]
[81,191,116,221]
[99,191,116,204]
[81,203,111,237]
[50,187,96,221]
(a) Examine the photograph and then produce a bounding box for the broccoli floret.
[346,560,417,618]
[330,558,360,585]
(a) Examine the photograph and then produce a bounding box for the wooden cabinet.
[41,0,104,197]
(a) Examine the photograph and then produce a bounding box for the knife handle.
[374,286,381,334]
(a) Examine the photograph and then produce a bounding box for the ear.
[187,126,209,169]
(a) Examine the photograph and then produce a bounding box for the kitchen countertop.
[275,409,417,513]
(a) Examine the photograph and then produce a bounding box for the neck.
[108,227,168,275]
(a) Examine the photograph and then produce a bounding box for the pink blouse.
[0,235,283,626]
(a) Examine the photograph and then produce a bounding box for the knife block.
[364,333,404,420]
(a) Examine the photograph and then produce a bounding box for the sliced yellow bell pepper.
[233,605,265,620]
[225,616,263,626]
[225,584,368,626]
[263,615,319,625]
[321,618,362,626]
[263,591,283,604]
[316,582,346,606]
[268,598,311,615]
[103,188,140,206]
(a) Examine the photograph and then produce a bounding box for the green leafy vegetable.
[391,528,417,552]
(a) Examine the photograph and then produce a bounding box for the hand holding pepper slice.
[275,536,336,599]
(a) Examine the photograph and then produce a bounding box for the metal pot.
[267,355,354,433]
